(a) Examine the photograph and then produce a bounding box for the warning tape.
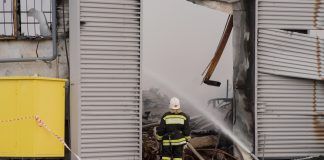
[35,115,82,160]
[0,115,81,160]
[0,115,35,123]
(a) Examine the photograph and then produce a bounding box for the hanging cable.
[62,0,70,78]
[61,2,71,159]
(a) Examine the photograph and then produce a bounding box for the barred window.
[0,0,53,39]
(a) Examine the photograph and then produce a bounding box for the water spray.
[144,69,259,160]
[249,152,259,160]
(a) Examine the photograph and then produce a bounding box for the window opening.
[0,0,53,39]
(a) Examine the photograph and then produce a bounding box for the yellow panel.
[17,80,36,156]
[34,80,65,157]
[0,80,18,155]
[0,77,66,158]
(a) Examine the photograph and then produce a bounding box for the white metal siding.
[256,0,324,158]
[258,0,324,30]
[258,29,324,80]
[72,0,142,159]
[256,73,324,158]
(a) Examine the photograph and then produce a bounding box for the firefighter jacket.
[155,112,191,146]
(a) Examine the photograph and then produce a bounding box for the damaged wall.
[185,0,256,158]
[255,0,324,158]
[187,0,234,14]
[232,0,255,158]
[0,0,69,79]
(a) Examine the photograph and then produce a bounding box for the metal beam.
[202,14,233,87]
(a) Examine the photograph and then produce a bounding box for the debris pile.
[143,124,160,160]
[143,119,236,160]
[142,88,235,159]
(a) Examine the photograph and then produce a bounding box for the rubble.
[189,135,218,149]
[142,88,236,159]
[143,125,160,160]
[143,123,237,160]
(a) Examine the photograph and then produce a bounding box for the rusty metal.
[257,29,324,81]
[13,0,17,38]
[316,36,321,78]
[313,0,321,29]
[202,14,233,86]
[311,80,324,140]
[258,0,324,30]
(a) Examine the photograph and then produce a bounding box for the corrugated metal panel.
[256,0,324,158]
[71,0,142,159]
[258,29,324,80]
[256,73,324,158]
[258,0,324,29]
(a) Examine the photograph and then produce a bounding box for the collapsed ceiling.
[187,0,239,3]
[186,0,238,14]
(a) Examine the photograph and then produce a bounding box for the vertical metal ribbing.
[77,0,142,159]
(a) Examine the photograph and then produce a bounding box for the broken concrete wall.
[0,0,69,79]
[232,0,255,158]
[187,0,233,14]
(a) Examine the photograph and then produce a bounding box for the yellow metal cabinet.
[0,77,66,157]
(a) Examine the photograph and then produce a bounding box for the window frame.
[0,0,53,40]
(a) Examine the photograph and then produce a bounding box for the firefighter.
[155,97,191,160]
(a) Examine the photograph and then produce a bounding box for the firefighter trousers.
[161,145,184,160]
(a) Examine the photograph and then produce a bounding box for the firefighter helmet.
[169,97,181,110]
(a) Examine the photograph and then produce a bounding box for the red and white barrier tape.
[34,115,82,160]
[0,115,81,160]
[0,115,35,123]
[35,115,82,160]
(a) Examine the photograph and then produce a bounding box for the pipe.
[226,79,229,98]
[0,0,57,63]
[203,79,221,87]
[186,142,206,160]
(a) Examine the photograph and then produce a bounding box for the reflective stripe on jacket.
[155,112,191,146]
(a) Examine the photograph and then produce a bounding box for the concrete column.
[232,0,255,159]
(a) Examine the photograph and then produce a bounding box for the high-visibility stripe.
[173,158,183,160]
[165,118,184,124]
[155,134,163,141]
[163,115,187,121]
[185,136,191,141]
[162,157,171,160]
[163,141,187,146]
[163,137,187,146]
[163,138,186,143]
